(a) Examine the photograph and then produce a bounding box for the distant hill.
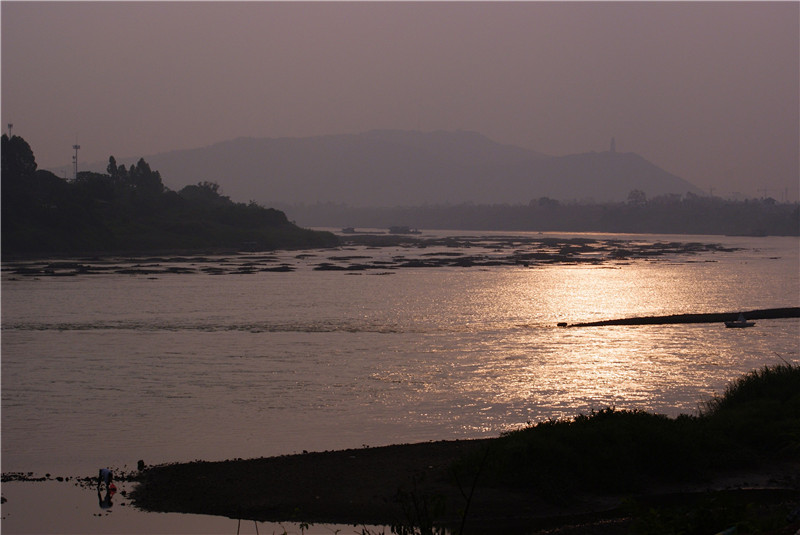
[508,150,703,203]
[76,130,702,206]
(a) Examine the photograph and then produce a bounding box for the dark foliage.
[1,135,338,254]
[283,195,800,236]
[464,364,800,499]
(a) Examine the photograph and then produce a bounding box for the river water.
[1,230,798,532]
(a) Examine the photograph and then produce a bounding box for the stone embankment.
[567,307,800,327]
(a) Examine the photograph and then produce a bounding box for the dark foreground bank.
[129,443,800,534]
[131,365,800,534]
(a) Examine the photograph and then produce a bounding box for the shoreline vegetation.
[123,364,800,534]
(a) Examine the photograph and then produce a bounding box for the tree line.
[282,192,799,237]
[1,135,337,255]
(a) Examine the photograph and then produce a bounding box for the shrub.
[465,364,800,499]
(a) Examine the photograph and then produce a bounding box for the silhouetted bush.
[461,364,800,499]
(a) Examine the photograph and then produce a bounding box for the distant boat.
[725,313,755,328]
[341,227,356,234]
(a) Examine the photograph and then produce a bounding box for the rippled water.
[2,232,798,476]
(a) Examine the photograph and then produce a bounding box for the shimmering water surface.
[2,231,798,478]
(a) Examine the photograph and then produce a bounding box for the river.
[2,230,798,533]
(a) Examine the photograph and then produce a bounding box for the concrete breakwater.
[568,307,800,327]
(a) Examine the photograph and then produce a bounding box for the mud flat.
[2,235,741,278]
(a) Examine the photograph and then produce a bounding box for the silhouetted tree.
[2,134,39,204]
[127,158,164,199]
[2,134,40,232]
[536,196,561,208]
[178,181,231,206]
[627,189,647,205]
[74,171,117,203]
[107,156,118,178]
[1,134,38,180]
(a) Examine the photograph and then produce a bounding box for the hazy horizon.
[2,1,798,201]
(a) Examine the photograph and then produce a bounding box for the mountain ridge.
[72,130,702,206]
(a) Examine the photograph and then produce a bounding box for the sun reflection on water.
[417,258,799,432]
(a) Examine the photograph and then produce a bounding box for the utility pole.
[72,142,81,180]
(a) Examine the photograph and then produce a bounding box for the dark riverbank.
[2,135,339,256]
[129,440,800,534]
[3,442,797,534]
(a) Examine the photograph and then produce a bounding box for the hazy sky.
[2,1,798,200]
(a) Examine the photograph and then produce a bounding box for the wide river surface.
[1,230,798,532]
